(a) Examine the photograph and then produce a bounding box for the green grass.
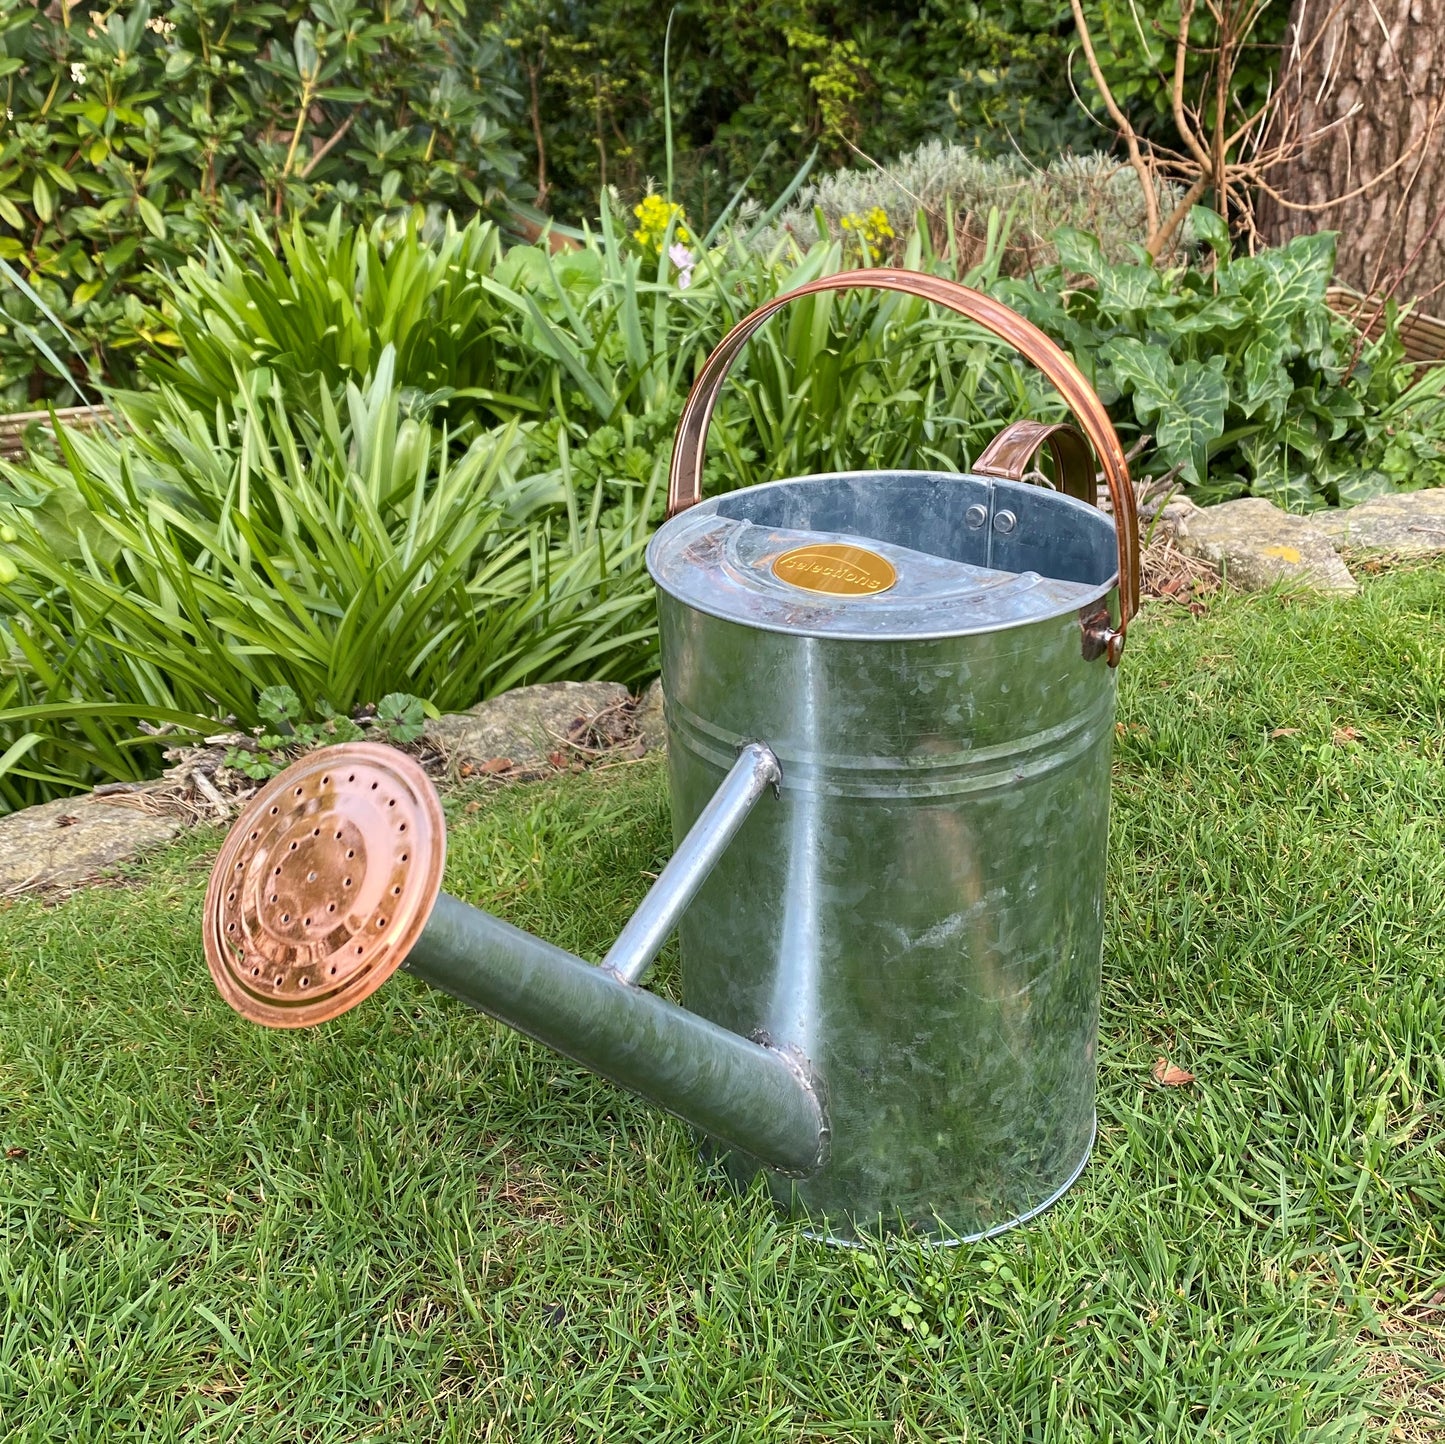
[2,567,1444,1441]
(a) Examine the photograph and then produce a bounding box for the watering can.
[202,272,1139,1244]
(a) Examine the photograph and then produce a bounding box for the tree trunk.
[1256,0,1445,303]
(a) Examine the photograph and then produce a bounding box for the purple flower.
[669,242,695,289]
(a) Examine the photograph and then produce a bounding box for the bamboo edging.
[0,403,111,461]
[1325,285,1445,369]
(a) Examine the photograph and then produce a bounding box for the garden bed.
[0,570,1442,1439]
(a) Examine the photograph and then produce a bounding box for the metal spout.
[202,742,826,1176]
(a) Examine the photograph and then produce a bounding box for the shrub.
[757,144,1190,271]
[488,1,1097,224]
[998,215,1445,507]
[0,205,1051,808]
[0,0,521,407]
[137,211,528,434]
[134,195,1052,495]
[0,350,656,808]
[487,1,1288,234]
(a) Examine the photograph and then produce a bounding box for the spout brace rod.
[602,741,780,986]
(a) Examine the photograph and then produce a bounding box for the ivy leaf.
[1330,466,1393,505]
[1241,232,1335,334]
[1154,358,1228,486]
[1099,336,1171,419]
[1189,205,1230,257]
[1241,339,1292,425]
[1097,261,1158,312]
[1170,296,1250,334]
[1242,434,1315,510]
[1052,227,1103,278]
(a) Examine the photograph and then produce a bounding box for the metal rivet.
[965,503,988,529]
[993,509,1018,535]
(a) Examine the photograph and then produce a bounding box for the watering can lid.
[646,470,1117,643]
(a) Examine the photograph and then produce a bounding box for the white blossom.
[668,241,695,290]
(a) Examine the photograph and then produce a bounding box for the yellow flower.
[838,205,894,261]
[632,194,690,256]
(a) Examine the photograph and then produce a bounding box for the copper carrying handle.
[666,269,1139,635]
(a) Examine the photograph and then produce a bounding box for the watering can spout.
[202,741,827,1177]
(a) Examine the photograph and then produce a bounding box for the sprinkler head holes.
[203,743,445,1028]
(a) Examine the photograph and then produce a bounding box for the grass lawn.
[2,566,1444,1441]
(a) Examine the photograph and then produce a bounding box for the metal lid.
[203,744,445,1028]
[647,470,1118,642]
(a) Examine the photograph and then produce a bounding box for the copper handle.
[666,268,1139,633]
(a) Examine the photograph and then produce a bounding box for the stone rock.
[424,680,632,774]
[0,789,184,894]
[1311,489,1445,555]
[634,678,667,754]
[1171,497,1357,593]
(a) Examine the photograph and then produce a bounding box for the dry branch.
[1070,0,1440,260]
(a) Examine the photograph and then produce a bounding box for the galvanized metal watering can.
[203,272,1139,1244]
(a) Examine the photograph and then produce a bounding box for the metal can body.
[651,471,1119,1243]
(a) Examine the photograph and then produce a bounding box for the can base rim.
[797,1114,1098,1250]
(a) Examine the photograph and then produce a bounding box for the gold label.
[771,543,897,597]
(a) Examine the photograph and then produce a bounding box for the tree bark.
[1256,0,1445,302]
